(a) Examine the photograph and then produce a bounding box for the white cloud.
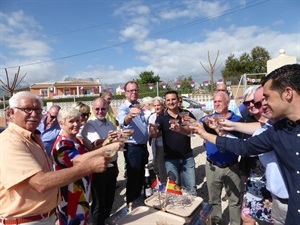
[0,1,299,89]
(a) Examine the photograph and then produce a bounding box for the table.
[105,196,212,225]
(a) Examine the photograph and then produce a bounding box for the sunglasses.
[81,113,91,118]
[95,107,107,111]
[243,99,254,107]
[253,101,263,109]
[49,114,57,119]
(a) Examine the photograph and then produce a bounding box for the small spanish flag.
[166,178,182,195]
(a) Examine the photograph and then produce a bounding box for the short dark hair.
[164,90,179,99]
[262,64,300,95]
[124,81,139,91]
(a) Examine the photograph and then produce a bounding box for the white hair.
[153,96,164,105]
[141,96,154,105]
[9,91,43,108]
[242,85,260,100]
[57,107,80,123]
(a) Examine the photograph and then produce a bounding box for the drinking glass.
[116,129,130,151]
[187,121,195,137]
[202,107,213,115]
[179,111,189,126]
[104,149,118,167]
[133,103,142,110]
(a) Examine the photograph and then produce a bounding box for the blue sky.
[0,0,299,88]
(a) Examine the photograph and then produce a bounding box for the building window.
[40,89,48,98]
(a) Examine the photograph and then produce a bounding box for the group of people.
[189,64,299,225]
[0,63,299,225]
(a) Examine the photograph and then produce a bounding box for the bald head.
[213,91,230,114]
[217,83,230,95]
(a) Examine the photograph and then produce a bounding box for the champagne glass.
[133,103,142,111]
[104,149,118,167]
[122,129,134,140]
[149,123,160,134]
[179,111,189,126]
[116,129,130,151]
[202,107,213,115]
[169,119,179,131]
[187,121,195,137]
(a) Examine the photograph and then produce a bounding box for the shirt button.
[298,190,300,194]
[298,209,300,213]
[297,152,300,155]
[298,171,300,174]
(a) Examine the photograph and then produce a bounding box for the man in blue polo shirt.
[200,91,241,225]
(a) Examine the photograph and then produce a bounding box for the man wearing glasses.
[117,81,149,204]
[37,105,61,156]
[81,97,118,225]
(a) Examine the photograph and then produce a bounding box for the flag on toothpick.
[165,178,182,195]
[151,175,164,191]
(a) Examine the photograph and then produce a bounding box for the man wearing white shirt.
[81,97,118,225]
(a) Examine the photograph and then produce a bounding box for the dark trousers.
[89,162,118,225]
[124,144,148,204]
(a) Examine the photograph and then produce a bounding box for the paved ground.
[111,136,230,225]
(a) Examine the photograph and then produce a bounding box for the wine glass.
[202,107,213,115]
[179,111,189,126]
[116,129,130,151]
[187,121,195,137]
[133,103,142,111]
[122,129,134,140]
[149,123,160,134]
[104,149,118,167]
[169,118,179,130]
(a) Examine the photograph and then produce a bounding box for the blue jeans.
[164,156,196,192]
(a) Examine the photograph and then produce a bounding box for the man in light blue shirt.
[117,81,149,204]
[37,105,61,156]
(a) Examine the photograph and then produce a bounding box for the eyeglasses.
[81,113,91,118]
[243,99,254,107]
[15,107,43,115]
[254,101,262,109]
[95,107,107,111]
[253,98,265,109]
[126,89,139,93]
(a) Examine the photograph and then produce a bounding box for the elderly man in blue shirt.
[193,64,300,225]
[117,81,149,204]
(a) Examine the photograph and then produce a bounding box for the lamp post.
[147,81,168,97]
[147,82,159,96]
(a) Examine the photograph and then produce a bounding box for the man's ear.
[284,87,293,101]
